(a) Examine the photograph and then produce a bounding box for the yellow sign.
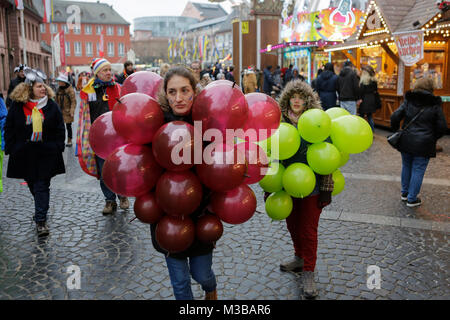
[242,21,249,34]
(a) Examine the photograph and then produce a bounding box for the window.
[85,42,93,57]
[62,24,69,34]
[50,23,58,34]
[74,42,82,56]
[96,25,103,35]
[117,27,124,36]
[40,24,46,33]
[118,43,125,57]
[107,26,114,36]
[73,25,81,34]
[85,25,92,35]
[65,42,70,56]
[107,42,114,57]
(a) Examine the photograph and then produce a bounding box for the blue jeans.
[165,253,217,300]
[360,112,375,131]
[340,101,357,115]
[26,179,51,223]
[401,153,430,202]
[95,156,117,201]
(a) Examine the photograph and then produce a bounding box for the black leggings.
[66,123,72,140]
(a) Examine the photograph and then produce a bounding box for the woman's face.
[289,93,305,114]
[166,75,195,116]
[32,82,47,99]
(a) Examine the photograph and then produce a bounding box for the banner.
[99,29,105,58]
[53,31,65,67]
[43,0,53,23]
[393,31,424,67]
[15,0,24,10]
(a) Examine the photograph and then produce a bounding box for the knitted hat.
[413,77,434,93]
[91,58,111,76]
[56,73,70,84]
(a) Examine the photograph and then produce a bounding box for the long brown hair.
[9,82,55,103]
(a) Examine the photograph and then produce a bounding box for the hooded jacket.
[316,70,338,109]
[390,90,447,158]
[337,67,360,101]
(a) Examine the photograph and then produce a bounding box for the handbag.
[387,108,425,149]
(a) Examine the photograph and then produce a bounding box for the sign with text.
[394,31,424,67]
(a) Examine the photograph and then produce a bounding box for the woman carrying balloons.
[77,58,130,215]
[4,69,65,236]
[273,79,334,298]
[151,66,218,300]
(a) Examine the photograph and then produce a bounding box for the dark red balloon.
[112,93,164,144]
[120,71,163,100]
[196,143,247,192]
[195,214,224,243]
[235,141,269,184]
[211,184,257,225]
[102,144,163,197]
[156,215,195,253]
[88,111,128,159]
[152,121,198,171]
[205,79,241,90]
[134,193,164,224]
[155,171,203,217]
[192,82,248,136]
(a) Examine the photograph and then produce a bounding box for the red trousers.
[285,195,322,272]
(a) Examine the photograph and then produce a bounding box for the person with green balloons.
[266,79,334,299]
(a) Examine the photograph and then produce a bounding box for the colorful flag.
[43,0,53,23]
[15,0,24,10]
[53,30,65,67]
[168,39,172,61]
[99,29,105,57]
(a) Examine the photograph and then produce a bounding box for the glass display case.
[410,50,445,90]
[360,46,398,91]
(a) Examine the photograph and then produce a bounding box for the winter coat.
[56,85,76,123]
[337,67,360,101]
[6,77,25,108]
[0,97,7,151]
[358,80,379,114]
[390,90,447,158]
[243,72,257,93]
[116,70,134,85]
[263,68,274,94]
[4,98,65,181]
[316,70,338,110]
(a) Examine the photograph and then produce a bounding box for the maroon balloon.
[196,214,224,243]
[156,171,203,217]
[120,71,163,100]
[134,193,164,224]
[192,82,248,136]
[156,215,195,253]
[112,93,164,144]
[152,121,198,171]
[102,144,163,197]
[235,141,269,185]
[196,143,247,192]
[210,184,257,225]
[205,79,241,90]
[88,111,129,159]
[241,93,281,142]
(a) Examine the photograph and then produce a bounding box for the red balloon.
[102,144,163,197]
[196,214,224,243]
[210,184,257,225]
[235,142,269,184]
[156,171,203,217]
[112,93,164,144]
[241,93,281,142]
[192,83,248,136]
[196,143,247,192]
[120,71,163,100]
[156,215,195,253]
[205,79,241,90]
[89,111,128,159]
[152,121,197,171]
[134,193,164,224]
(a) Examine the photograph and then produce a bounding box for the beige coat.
[243,72,257,93]
[56,85,76,123]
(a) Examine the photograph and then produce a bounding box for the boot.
[119,196,130,210]
[36,221,49,237]
[205,289,217,300]
[280,256,304,273]
[102,201,117,215]
[302,271,318,299]
[66,138,72,147]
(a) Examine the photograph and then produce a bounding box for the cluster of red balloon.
[89,74,282,254]
[259,107,373,221]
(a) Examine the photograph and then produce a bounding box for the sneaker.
[66,138,72,147]
[36,221,49,237]
[119,197,130,210]
[401,193,408,201]
[407,198,422,208]
[280,256,304,273]
[302,271,318,299]
[102,201,117,215]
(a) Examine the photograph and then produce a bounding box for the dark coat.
[149,109,215,260]
[5,98,66,181]
[316,70,338,109]
[263,68,274,94]
[337,67,359,101]
[390,90,447,158]
[358,80,379,114]
[6,77,25,108]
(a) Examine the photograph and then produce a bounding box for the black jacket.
[6,77,25,108]
[5,98,66,181]
[316,70,338,109]
[337,67,359,101]
[358,81,379,114]
[390,90,447,158]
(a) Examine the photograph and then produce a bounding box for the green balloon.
[298,109,332,143]
[330,115,373,154]
[269,123,301,160]
[307,142,341,175]
[258,163,285,193]
[282,163,316,198]
[339,151,349,167]
[265,190,293,220]
[332,169,345,196]
[325,107,350,120]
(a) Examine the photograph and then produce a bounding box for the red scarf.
[23,101,44,124]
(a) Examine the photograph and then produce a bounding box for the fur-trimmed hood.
[278,79,322,119]
[405,90,442,108]
[9,82,55,104]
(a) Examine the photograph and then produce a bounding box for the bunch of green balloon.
[330,115,373,154]
[306,142,341,175]
[268,123,301,160]
[265,190,293,220]
[282,163,316,198]
[297,109,331,143]
[258,163,285,193]
[331,169,345,196]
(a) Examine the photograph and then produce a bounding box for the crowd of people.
[0,56,447,301]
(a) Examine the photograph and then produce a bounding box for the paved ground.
[0,100,449,300]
